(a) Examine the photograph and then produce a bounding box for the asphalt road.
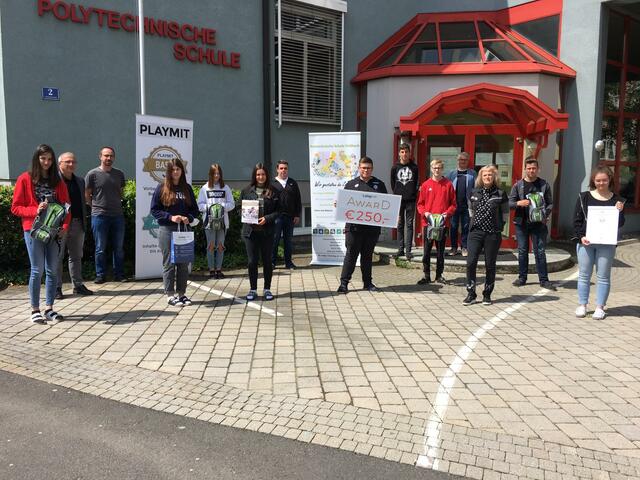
[0,370,464,480]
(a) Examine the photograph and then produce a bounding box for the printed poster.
[309,132,360,265]
[135,114,193,279]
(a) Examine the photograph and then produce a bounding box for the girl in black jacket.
[572,166,625,320]
[464,165,509,306]
[240,163,280,301]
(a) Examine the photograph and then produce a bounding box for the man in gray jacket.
[56,152,93,299]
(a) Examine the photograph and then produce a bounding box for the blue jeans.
[91,214,125,279]
[272,214,294,267]
[450,204,470,250]
[576,243,616,306]
[204,228,226,270]
[24,231,59,309]
[515,223,549,282]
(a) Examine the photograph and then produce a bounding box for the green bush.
[1,180,246,287]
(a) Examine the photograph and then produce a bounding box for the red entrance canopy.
[399,83,569,143]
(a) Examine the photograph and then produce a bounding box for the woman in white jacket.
[197,164,235,278]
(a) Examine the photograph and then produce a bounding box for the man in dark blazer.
[271,160,302,269]
[56,152,93,299]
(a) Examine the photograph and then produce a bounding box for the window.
[600,12,640,208]
[511,15,560,57]
[275,0,343,125]
[293,205,312,235]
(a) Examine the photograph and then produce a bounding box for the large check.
[586,206,619,245]
[335,189,401,228]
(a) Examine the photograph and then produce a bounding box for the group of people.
[381,146,624,315]
[11,143,625,324]
[11,145,125,324]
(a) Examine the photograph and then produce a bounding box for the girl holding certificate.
[573,166,625,320]
[240,163,280,301]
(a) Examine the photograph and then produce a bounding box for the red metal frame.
[603,11,640,211]
[352,0,575,84]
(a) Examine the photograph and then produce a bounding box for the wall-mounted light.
[595,140,605,152]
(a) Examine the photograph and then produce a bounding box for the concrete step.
[375,241,573,274]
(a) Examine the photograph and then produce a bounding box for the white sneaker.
[592,307,606,320]
[575,305,587,318]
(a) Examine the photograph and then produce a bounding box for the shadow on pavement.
[64,309,177,324]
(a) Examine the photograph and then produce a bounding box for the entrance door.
[418,127,521,248]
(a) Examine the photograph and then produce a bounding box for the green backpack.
[526,192,545,223]
[30,202,67,244]
[427,213,445,241]
[206,203,225,231]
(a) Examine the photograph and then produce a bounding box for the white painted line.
[416,270,579,469]
[188,280,283,317]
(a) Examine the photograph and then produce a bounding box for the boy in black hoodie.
[390,144,419,259]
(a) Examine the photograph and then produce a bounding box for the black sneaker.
[285,263,296,270]
[435,276,447,285]
[417,277,431,285]
[94,276,106,285]
[336,284,349,294]
[55,288,64,300]
[396,249,405,257]
[482,295,492,305]
[167,296,183,307]
[512,278,526,287]
[216,271,225,279]
[540,280,556,291]
[406,253,413,261]
[179,295,192,306]
[462,293,477,305]
[209,270,216,278]
[73,284,94,296]
[364,284,379,292]
[115,276,128,283]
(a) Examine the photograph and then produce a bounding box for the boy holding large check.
[336,156,389,293]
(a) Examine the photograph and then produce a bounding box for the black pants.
[422,227,447,279]
[340,230,378,287]
[466,229,502,295]
[243,230,274,290]
[397,200,416,254]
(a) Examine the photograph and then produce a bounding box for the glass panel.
[429,111,509,125]
[439,22,478,41]
[511,15,559,56]
[478,21,499,40]
[622,118,638,162]
[624,69,640,114]
[619,165,637,205]
[601,116,619,161]
[398,43,438,64]
[372,45,403,67]
[515,42,553,65]
[607,12,624,62]
[604,63,621,111]
[416,23,436,42]
[483,40,526,62]
[394,25,420,46]
[441,42,480,63]
[427,135,465,174]
[629,19,640,68]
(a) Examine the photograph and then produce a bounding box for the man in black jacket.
[390,144,418,259]
[337,157,387,293]
[271,160,302,269]
[56,152,93,299]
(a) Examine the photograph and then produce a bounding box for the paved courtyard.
[1,239,640,479]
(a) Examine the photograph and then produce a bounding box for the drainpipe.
[262,0,272,171]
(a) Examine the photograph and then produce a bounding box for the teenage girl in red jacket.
[11,144,70,324]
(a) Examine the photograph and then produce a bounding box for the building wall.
[0,4,9,181]
[0,0,263,182]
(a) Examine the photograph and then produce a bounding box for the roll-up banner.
[135,114,194,279]
[308,132,360,265]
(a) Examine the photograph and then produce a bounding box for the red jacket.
[416,177,456,229]
[11,172,71,232]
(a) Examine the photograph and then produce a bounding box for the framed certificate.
[586,206,619,245]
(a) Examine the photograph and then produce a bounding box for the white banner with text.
[135,114,193,279]
[308,132,360,265]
